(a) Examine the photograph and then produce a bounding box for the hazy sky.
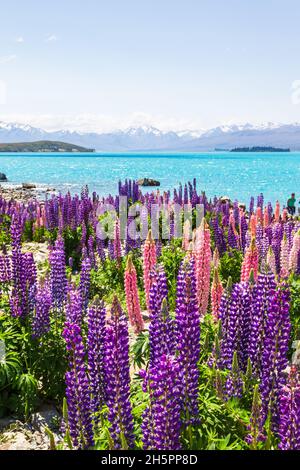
[0,0,300,132]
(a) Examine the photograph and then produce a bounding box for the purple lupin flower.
[114,217,122,261]
[87,299,106,415]
[257,193,264,210]
[66,289,83,325]
[10,214,23,316]
[240,212,248,252]
[249,196,254,215]
[32,281,52,338]
[148,266,175,368]
[228,222,238,249]
[96,235,106,262]
[141,355,182,450]
[212,214,226,255]
[108,239,115,260]
[225,351,243,399]
[175,258,200,424]
[271,222,283,274]
[260,282,291,428]
[49,237,67,311]
[278,366,300,450]
[104,297,134,449]
[219,281,244,370]
[247,271,277,377]
[22,252,37,314]
[79,256,91,312]
[62,321,93,449]
[239,276,256,371]
[87,235,96,268]
[245,384,266,448]
[0,254,11,284]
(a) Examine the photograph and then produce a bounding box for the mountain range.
[0,121,300,151]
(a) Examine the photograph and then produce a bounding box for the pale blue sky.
[0,0,300,131]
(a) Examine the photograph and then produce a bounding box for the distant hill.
[231,146,290,152]
[0,140,94,153]
[0,121,300,151]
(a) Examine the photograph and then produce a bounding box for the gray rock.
[0,417,16,430]
[22,183,36,190]
[31,404,60,432]
[137,178,160,187]
[0,172,7,181]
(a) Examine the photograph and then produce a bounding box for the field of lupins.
[0,179,300,451]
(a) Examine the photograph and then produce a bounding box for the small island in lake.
[230,146,290,152]
[0,141,95,153]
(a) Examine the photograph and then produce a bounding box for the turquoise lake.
[0,152,299,205]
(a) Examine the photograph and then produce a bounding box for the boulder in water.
[0,172,7,182]
[137,178,160,187]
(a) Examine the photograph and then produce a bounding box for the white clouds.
[46,34,58,43]
[15,36,24,43]
[0,54,17,65]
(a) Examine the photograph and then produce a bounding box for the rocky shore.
[0,184,56,204]
[0,405,61,450]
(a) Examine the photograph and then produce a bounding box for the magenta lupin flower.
[193,219,211,315]
[124,255,144,334]
[143,230,157,310]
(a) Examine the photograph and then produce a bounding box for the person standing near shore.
[287,193,296,215]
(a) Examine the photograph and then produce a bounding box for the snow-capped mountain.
[0,121,300,151]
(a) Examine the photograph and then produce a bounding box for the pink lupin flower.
[275,201,280,222]
[125,255,144,334]
[114,217,122,263]
[250,215,257,238]
[280,233,289,278]
[211,267,223,321]
[266,245,277,275]
[289,229,300,273]
[143,230,157,310]
[182,220,191,251]
[241,238,259,282]
[263,206,269,227]
[282,208,288,222]
[256,206,263,225]
[193,219,211,315]
[212,247,220,268]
